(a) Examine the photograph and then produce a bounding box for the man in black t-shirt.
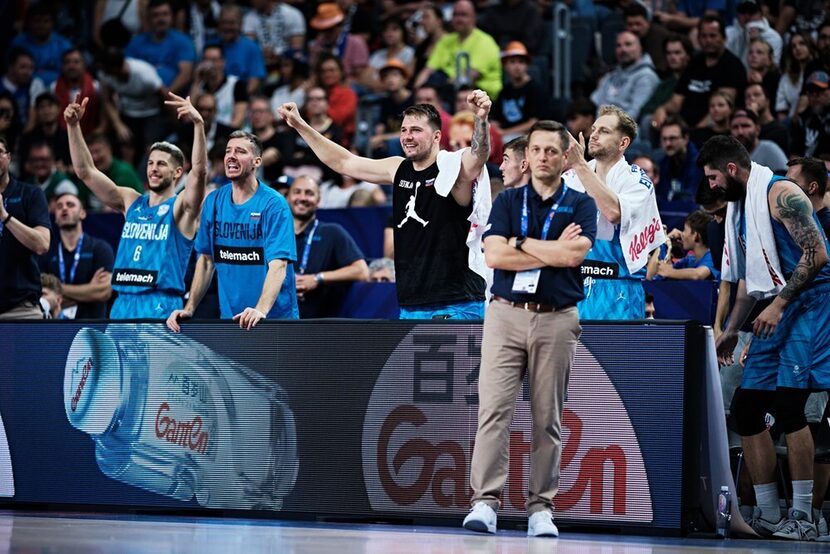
[279,90,493,319]
[39,191,113,319]
[492,41,545,140]
[0,137,51,319]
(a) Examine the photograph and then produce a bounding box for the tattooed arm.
[752,180,829,337]
[455,89,492,207]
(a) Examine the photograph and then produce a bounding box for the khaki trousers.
[0,300,44,320]
[469,300,581,514]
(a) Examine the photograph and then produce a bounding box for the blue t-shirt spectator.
[10,31,72,86]
[219,37,266,82]
[125,30,197,88]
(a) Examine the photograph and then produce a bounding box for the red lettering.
[154,402,209,454]
[70,357,94,412]
[628,218,661,262]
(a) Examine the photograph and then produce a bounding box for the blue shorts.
[742,282,830,391]
[110,291,184,320]
[578,278,645,320]
[399,300,484,320]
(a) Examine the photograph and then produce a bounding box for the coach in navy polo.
[463,120,596,538]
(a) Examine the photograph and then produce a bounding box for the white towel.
[721,162,785,298]
[434,149,492,293]
[563,158,665,273]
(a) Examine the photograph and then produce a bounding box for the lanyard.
[58,234,84,284]
[521,184,568,240]
[298,219,319,274]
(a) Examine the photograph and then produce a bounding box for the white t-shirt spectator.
[98,58,163,118]
[242,3,306,55]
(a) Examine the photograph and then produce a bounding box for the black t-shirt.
[286,120,344,184]
[492,79,547,128]
[392,159,485,306]
[378,93,414,134]
[293,218,365,318]
[39,232,115,319]
[676,50,747,127]
[0,178,51,312]
[260,131,292,184]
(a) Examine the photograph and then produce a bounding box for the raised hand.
[466,89,491,119]
[564,130,587,168]
[164,92,203,125]
[278,102,305,129]
[64,93,89,127]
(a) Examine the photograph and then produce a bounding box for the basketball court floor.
[0,511,827,553]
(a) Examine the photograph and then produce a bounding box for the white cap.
[64,327,122,435]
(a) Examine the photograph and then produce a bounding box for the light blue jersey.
[111,195,193,318]
[579,228,647,320]
[196,182,299,320]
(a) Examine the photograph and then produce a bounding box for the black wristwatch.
[515,236,527,251]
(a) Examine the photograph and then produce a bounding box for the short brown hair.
[598,105,638,142]
[401,104,442,132]
[41,273,63,295]
[684,209,713,246]
[228,130,262,157]
[527,120,570,150]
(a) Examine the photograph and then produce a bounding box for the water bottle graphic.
[716,485,732,538]
[64,324,298,510]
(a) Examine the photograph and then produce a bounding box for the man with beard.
[705,135,830,540]
[563,105,665,319]
[590,31,660,121]
[278,90,493,319]
[167,130,298,331]
[66,91,207,319]
[288,175,369,318]
[730,108,788,172]
[38,190,113,319]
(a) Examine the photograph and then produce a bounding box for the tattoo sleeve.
[775,189,825,302]
[470,116,490,162]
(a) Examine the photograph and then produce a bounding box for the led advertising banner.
[0,322,696,532]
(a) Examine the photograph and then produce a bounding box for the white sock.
[754,482,781,522]
[814,507,823,523]
[791,480,813,521]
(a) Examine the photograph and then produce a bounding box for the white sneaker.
[772,508,818,541]
[463,502,497,534]
[817,515,829,542]
[527,510,559,537]
[747,506,786,538]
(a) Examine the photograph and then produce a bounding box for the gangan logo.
[361,326,654,521]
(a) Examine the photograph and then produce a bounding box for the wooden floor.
[0,511,827,553]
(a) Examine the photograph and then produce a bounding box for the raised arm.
[456,90,492,207]
[65,94,140,214]
[565,131,622,224]
[278,102,402,185]
[167,92,207,239]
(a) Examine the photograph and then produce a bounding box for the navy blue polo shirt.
[293,218,365,318]
[485,181,597,307]
[0,178,51,312]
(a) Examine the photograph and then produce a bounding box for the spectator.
[653,16,746,131]
[216,4,267,94]
[284,86,344,185]
[654,0,725,41]
[18,92,70,172]
[0,92,21,158]
[269,50,309,117]
[591,31,660,121]
[288,175,369,318]
[409,3,446,81]
[185,0,221,55]
[776,32,818,121]
[168,131,299,330]
[690,90,734,147]
[23,141,78,209]
[787,156,830,235]
[97,48,166,168]
[789,71,830,157]
[645,292,656,318]
[370,60,415,157]
[414,84,451,149]
[624,2,673,76]
[657,116,703,203]
[492,42,546,140]
[0,136,51,319]
[53,48,105,135]
[307,3,370,85]
[499,136,529,190]
[0,48,46,131]
[632,154,660,189]
[68,93,207,319]
[745,83,790,154]
[315,54,358,146]
[369,257,395,282]
[640,35,693,142]
[190,45,249,130]
[478,0,543,54]
[453,86,503,165]
[565,98,596,146]
[415,0,502,99]
[93,0,148,49]
[319,173,386,209]
[84,133,145,211]
[726,0,783,67]
[746,38,781,105]
[10,4,72,87]
[647,209,719,280]
[39,190,113,319]
[366,17,416,92]
[243,0,306,70]
[125,0,197,95]
[250,95,289,184]
[39,272,62,318]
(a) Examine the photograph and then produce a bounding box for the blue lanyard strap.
[58,234,84,284]
[521,184,568,240]
[298,219,319,274]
